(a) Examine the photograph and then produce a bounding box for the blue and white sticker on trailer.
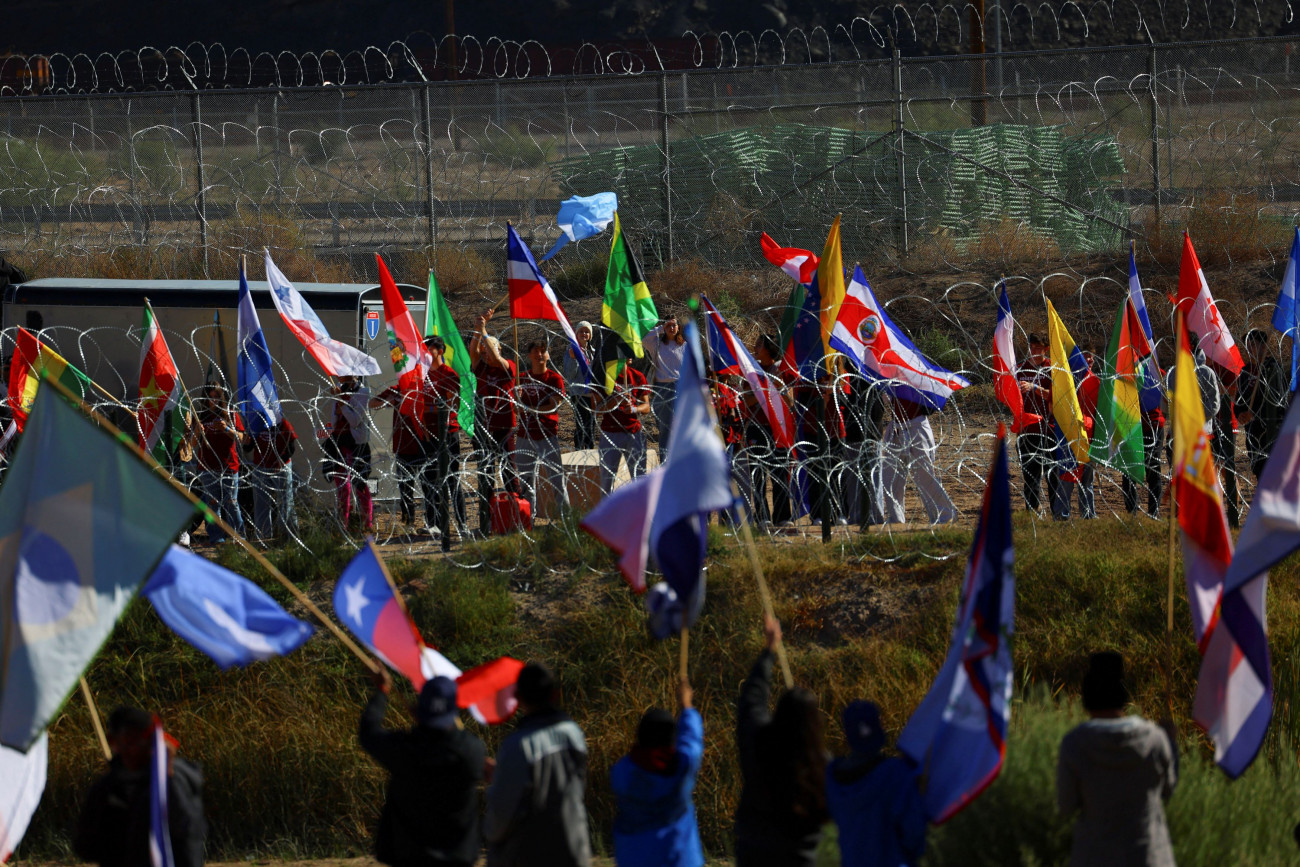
[365,309,381,341]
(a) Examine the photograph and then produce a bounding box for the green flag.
[1090,297,1145,481]
[0,384,195,750]
[424,270,476,439]
[602,213,658,393]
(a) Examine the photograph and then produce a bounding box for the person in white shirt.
[643,316,686,452]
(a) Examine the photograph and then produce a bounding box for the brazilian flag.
[601,214,658,393]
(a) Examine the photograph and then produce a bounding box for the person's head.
[760,687,827,820]
[1027,333,1049,365]
[842,700,885,758]
[424,335,446,369]
[1082,651,1129,717]
[338,375,359,395]
[575,321,593,346]
[755,334,781,366]
[414,676,460,729]
[106,706,154,771]
[635,707,675,751]
[527,339,551,372]
[662,316,683,344]
[515,661,558,714]
[1244,328,1270,363]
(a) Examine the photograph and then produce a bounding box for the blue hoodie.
[825,753,927,867]
[610,707,705,867]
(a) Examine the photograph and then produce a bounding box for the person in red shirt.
[515,338,569,515]
[370,368,435,535]
[423,335,465,550]
[246,416,298,541]
[1075,350,1101,520]
[324,375,374,533]
[469,310,520,536]
[1016,333,1070,519]
[595,363,650,494]
[192,383,247,543]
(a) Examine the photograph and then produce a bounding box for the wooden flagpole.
[1164,314,1181,718]
[678,626,689,682]
[41,374,380,673]
[79,676,112,760]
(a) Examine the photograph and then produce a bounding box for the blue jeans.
[651,383,678,453]
[198,470,244,542]
[248,465,295,540]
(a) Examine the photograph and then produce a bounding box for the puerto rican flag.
[830,266,969,411]
[992,282,1025,430]
[1178,232,1243,375]
[701,295,797,450]
[264,250,380,378]
[505,224,592,384]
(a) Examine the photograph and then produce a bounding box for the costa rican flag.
[505,224,592,383]
[830,266,969,411]
[701,295,797,450]
[263,251,380,378]
[992,283,1024,430]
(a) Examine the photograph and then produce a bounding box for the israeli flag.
[236,262,283,435]
[541,192,618,260]
[1272,226,1300,392]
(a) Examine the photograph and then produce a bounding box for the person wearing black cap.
[825,701,926,867]
[74,706,206,867]
[485,661,591,867]
[358,669,486,867]
[1057,652,1178,867]
[610,675,705,867]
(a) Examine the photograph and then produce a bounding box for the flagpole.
[735,497,794,689]
[40,373,381,674]
[79,676,111,761]
[367,537,414,623]
[678,626,689,682]
[1164,315,1180,717]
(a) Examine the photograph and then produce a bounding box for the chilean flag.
[264,250,380,378]
[505,223,592,383]
[830,266,969,411]
[992,282,1025,431]
[701,295,797,449]
[334,545,428,689]
[1178,232,1243,375]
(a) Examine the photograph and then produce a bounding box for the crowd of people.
[76,621,1183,867]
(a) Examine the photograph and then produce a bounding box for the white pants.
[876,416,957,525]
[516,435,569,515]
[597,430,647,494]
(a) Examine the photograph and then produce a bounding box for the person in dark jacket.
[611,674,705,867]
[734,615,829,867]
[825,701,926,867]
[1236,328,1293,480]
[485,662,591,867]
[75,706,206,867]
[359,668,486,867]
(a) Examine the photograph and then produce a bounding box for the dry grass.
[1144,193,1294,270]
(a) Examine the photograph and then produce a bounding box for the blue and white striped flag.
[1271,226,1300,393]
[236,262,282,436]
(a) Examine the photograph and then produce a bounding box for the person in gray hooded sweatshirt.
[1057,652,1178,867]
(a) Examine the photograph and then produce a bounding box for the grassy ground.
[15,512,1300,865]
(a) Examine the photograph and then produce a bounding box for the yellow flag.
[818,214,845,373]
[1172,315,1218,499]
[1045,299,1090,463]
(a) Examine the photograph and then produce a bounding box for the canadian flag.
[1178,232,1243,375]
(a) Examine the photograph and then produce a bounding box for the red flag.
[456,657,525,726]
[376,254,433,419]
[1177,232,1243,374]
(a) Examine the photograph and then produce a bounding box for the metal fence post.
[893,48,909,258]
[1148,44,1162,226]
[190,91,209,276]
[422,83,437,250]
[660,73,674,265]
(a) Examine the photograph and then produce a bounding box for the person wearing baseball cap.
[359,669,486,867]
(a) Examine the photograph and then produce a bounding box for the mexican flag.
[424,270,477,438]
[8,327,97,432]
[137,300,192,464]
[377,254,433,419]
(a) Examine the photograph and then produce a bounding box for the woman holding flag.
[514,338,570,518]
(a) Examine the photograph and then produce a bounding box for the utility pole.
[970,0,987,126]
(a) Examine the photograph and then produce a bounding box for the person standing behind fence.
[194,383,247,544]
[1236,328,1292,481]
[370,367,435,536]
[742,335,793,528]
[734,615,828,867]
[876,391,957,526]
[470,312,520,536]
[1017,334,1071,519]
[325,375,374,533]
[1057,652,1177,867]
[611,675,705,867]
[247,415,298,542]
[644,316,686,453]
[424,335,465,549]
[843,372,885,528]
[595,362,651,494]
[564,321,598,451]
[485,662,591,867]
[515,339,569,517]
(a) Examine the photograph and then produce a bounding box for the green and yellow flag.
[424,270,476,438]
[9,327,98,432]
[1090,297,1146,480]
[602,214,658,392]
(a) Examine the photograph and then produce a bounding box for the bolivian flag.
[601,214,658,392]
[8,328,97,432]
[1090,297,1147,481]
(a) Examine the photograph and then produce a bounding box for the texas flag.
[505,223,593,384]
[992,282,1025,431]
[264,250,380,378]
[830,266,969,411]
[333,544,428,689]
[701,295,797,449]
[1178,232,1243,375]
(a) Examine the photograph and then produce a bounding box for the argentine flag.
[236,262,283,436]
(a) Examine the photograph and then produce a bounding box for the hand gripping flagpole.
[40,372,382,674]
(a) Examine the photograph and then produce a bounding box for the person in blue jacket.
[825,700,927,867]
[610,673,705,867]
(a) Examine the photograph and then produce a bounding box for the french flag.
[505,223,592,383]
[829,266,969,411]
[992,283,1025,431]
[264,250,380,378]
[701,295,797,449]
[1127,247,1164,411]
